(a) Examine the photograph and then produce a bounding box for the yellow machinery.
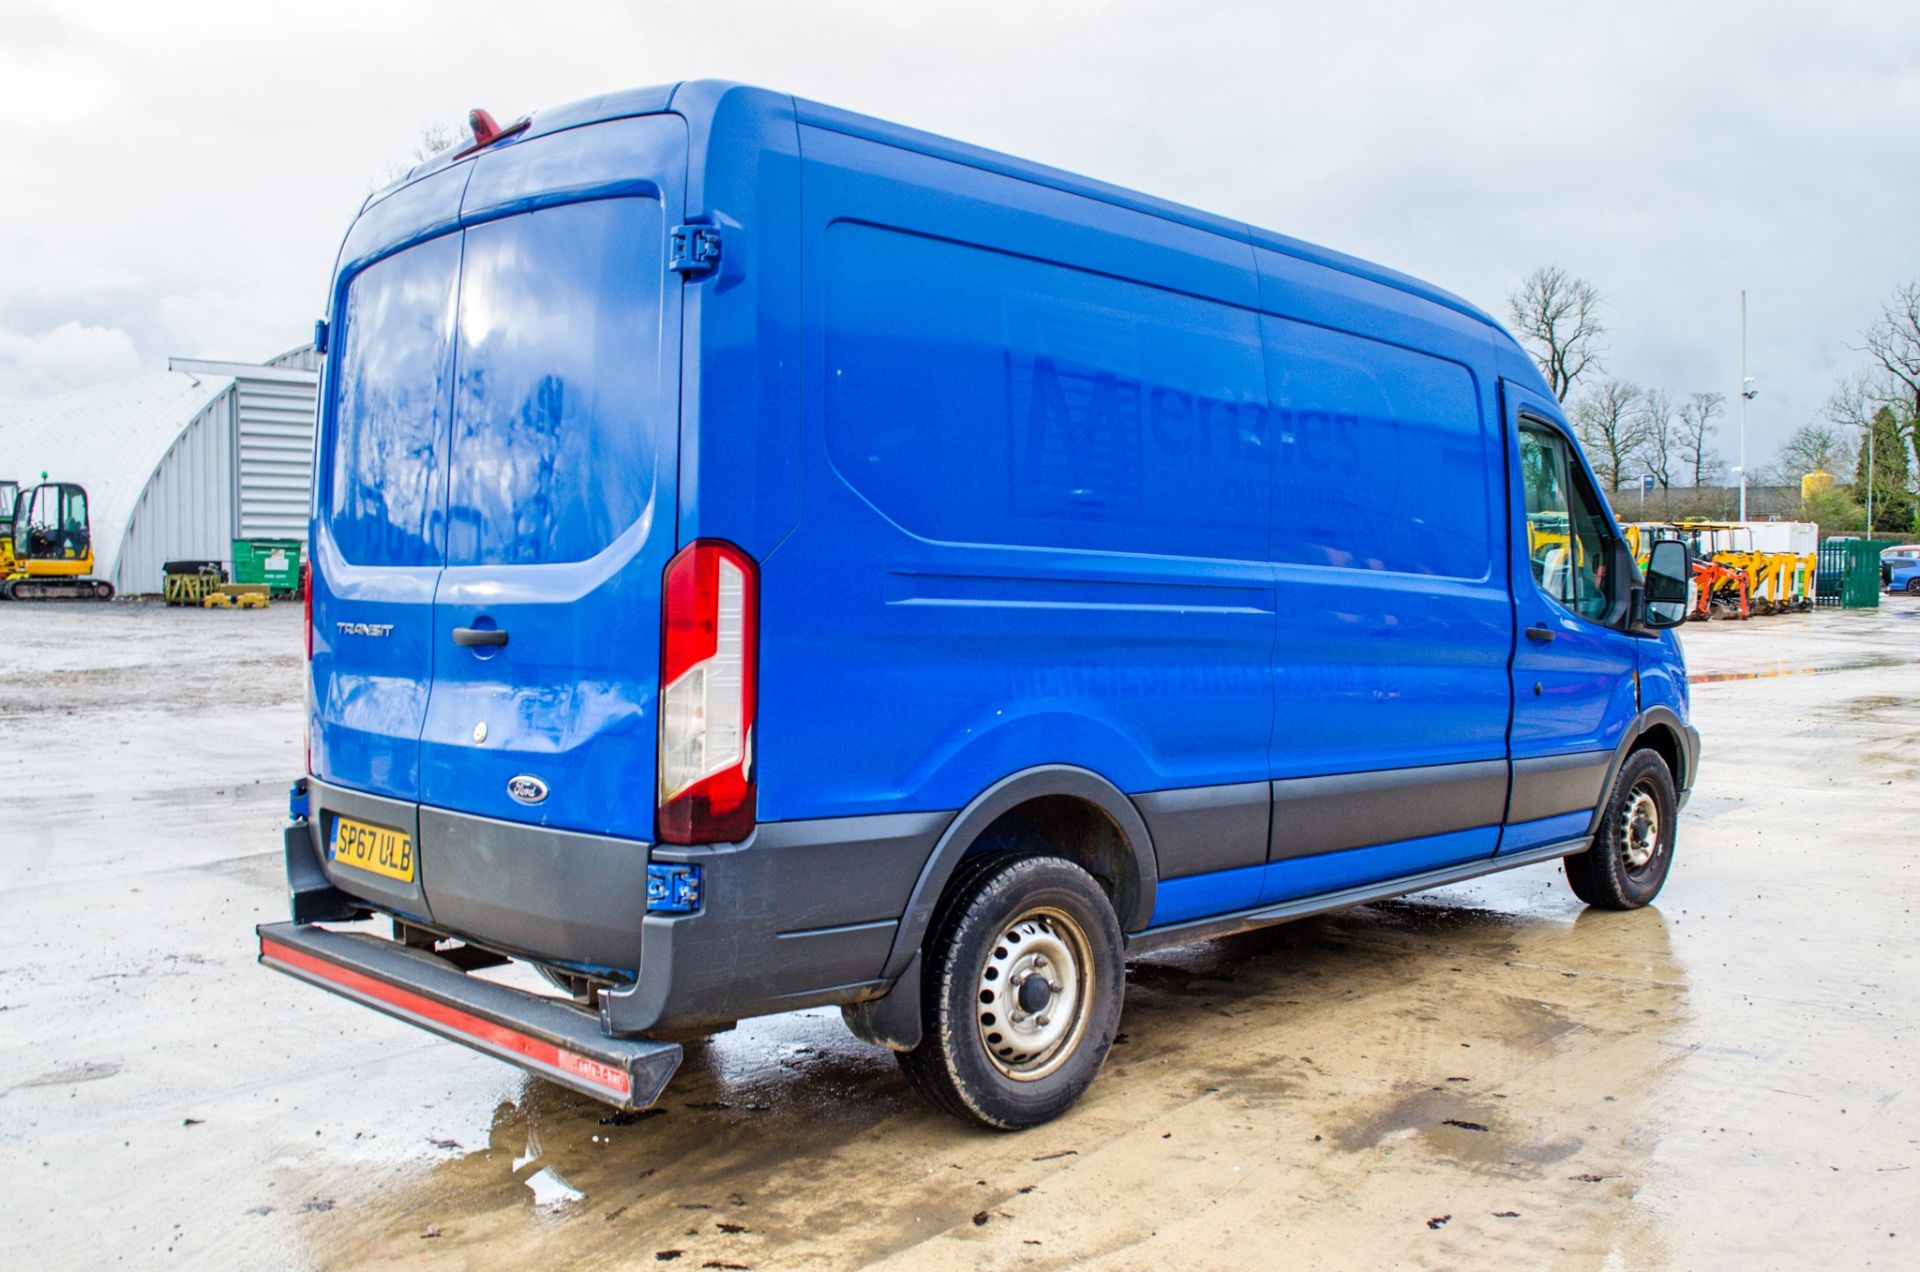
[1711,550,1816,614]
[203,585,271,610]
[0,478,18,572]
[1624,520,1817,616]
[2,480,115,601]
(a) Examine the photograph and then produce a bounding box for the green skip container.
[231,539,304,597]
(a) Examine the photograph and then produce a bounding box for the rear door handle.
[1524,624,1556,643]
[452,627,508,648]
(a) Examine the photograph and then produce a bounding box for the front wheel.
[897,854,1124,1129]
[1906,578,1920,596]
[1565,749,1678,910]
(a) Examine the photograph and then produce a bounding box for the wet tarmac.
[2,599,1917,1268]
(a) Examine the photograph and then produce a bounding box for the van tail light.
[657,540,757,845]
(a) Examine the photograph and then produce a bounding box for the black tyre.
[1565,749,1677,910]
[1907,578,1920,596]
[897,854,1124,1129]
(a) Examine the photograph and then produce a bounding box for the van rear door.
[417,118,685,840]
[312,225,461,803]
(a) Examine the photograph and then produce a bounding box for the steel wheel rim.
[1620,784,1661,873]
[975,905,1093,1082]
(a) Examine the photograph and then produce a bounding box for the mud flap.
[841,951,924,1052]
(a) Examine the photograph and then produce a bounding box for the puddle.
[523,1165,585,1213]
[1689,657,1901,684]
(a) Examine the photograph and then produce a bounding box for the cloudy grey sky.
[3,0,1915,469]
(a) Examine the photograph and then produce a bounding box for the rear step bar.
[257,922,681,1110]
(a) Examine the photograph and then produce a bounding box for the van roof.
[378,79,1507,337]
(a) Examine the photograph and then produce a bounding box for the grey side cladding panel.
[606,810,950,1034]
[651,810,948,935]
[1510,752,1612,823]
[1135,782,1270,879]
[1270,760,1508,861]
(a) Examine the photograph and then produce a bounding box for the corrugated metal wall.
[169,355,320,545]
[233,370,318,540]
[113,389,237,595]
[263,344,323,373]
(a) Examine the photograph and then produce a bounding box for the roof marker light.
[456,108,530,158]
[468,108,503,148]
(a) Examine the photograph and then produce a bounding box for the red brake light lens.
[657,541,758,845]
[303,561,313,661]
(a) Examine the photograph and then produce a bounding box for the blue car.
[259,82,1701,1128]
[1884,546,1920,594]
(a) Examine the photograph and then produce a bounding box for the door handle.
[1524,624,1556,643]
[452,627,508,648]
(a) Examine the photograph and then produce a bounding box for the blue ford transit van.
[260,82,1701,1129]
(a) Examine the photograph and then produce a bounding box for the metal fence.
[1814,539,1896,608]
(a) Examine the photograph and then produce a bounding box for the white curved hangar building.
[0,346,318,596]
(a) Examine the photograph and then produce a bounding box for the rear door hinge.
[669,225,722,277]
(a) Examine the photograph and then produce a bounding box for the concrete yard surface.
[1,598,1917,1268]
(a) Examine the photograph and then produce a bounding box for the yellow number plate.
[331,816,416,883]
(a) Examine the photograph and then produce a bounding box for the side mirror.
[1643,539,1691,629]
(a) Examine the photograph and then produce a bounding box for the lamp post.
[1738,290,1756,523]
[1865,416,1875,534]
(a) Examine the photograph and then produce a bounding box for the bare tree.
[375,120,467,189]
[1861,282,1920,474]
[1863,282,1920,418]
[1572,379,1648,491]
[1827,369,1882,439]
[1640,388,1678,489]
[1506,266,1607,402]
[1772,422,1856,482]
[1676,391,1724,487]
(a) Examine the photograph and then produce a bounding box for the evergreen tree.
[1854,406,1917,533]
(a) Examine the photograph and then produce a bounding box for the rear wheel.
[1907,578,1920,595]
[1565,749,1677,910]
[898,854,1123,1129]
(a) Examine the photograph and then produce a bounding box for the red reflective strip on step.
[260,937,631,1098]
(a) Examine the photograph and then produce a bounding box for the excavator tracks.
[2,578,115,601]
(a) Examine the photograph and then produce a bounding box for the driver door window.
[1520,422,1614,622]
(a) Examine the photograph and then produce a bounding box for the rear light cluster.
[657,541,758,845]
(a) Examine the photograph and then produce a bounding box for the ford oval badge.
[507,775,548,805]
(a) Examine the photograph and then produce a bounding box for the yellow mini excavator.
[1,479,116,600]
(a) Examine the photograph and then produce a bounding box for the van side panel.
[1252,246,1514,901]
[763,127,1274,886]
[670,84,804,556]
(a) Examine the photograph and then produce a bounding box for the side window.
[1520,422,1615,622]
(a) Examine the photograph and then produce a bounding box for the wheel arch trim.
[877,765,1158,982]
[1584,706,1696,842]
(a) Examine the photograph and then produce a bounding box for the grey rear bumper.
[257,921,682,1109]
[291,776,951,1038]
